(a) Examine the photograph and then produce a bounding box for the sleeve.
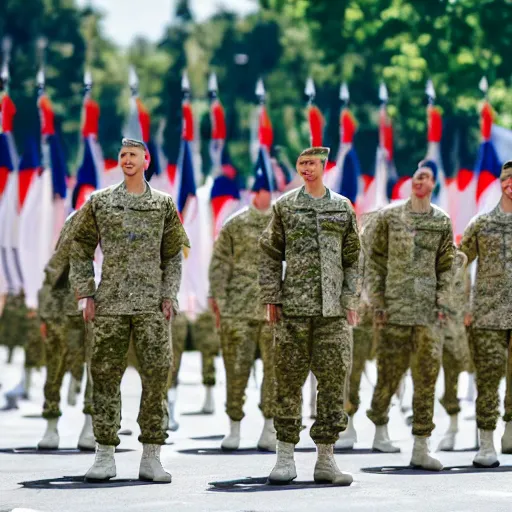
[435,224,455,313]
[37,276,53,321]
[161,198,190,313]
[208,224,234,315]
[458,217,479,265]
[69,199,99,299]
[259,203,285,305]
[46,220,75,288]
[341,206,361,310]
[368,211,388,311]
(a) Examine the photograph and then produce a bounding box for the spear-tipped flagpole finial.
[128,66,139,95]
[479,76,489,96]
[425,78,436,103]
[379,82,389,104]
[84,69,93,87]
[181,71,190,92]
[255,78,265,102]
[1,36,12,81]
[208,72,218,94]
[305,76,316,100]
[36,67,45,88]
[339,81,350,103]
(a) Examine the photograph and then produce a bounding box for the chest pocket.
[478,229,504,276]
[317,211,347,235]
[414,228,442,252]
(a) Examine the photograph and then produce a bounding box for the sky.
[76,0,259,47]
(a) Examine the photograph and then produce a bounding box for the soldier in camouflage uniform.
[437,250,471,451]
[209,174,276,452]
[459,161,512,468]
[336,211,379,449]
[37,210,95,451]
[366,160,454,471]
[260,147,359,486]
[70,138,189,483]
[191,310,220,413]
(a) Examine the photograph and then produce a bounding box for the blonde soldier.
[366,160,454,471]
[37,210,95,451]
[209,172,277,452]
[336,211,379,449]
[437,250,471,451]
[459,161,512,468]
[70,138,189,483]
[260,146,359,486]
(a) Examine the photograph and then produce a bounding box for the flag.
[475,102,502,214]
[209,96,227,175]
[331,107,361,207]
[308,104,324,147]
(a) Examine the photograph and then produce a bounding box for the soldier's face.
[296,156,324,183]
[501,170,512,201]
[119,146,145,178]
[411,168,435,198]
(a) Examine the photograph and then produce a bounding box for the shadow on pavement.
[177,446,382,455]
[0,447,134,455]
[208,476,348,492]
[189,435,225,441]
[181,411,214,416]
[361,465,512,475]
[19,475,170,489]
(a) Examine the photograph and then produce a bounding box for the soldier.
[336,211,379,449]
[437,250,471,451]
[70,138,189,482]
[209,172,276,452]
[260,146,359,486]
[366,160,454,471]
[459,160,512,467]
[37,210,95,451]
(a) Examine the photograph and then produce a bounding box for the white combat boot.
[139,444,172,482]
[372,425,400,453]
[37,418,59,450]
[167,387,179,431]
[410,436,443,471]
[221,420,241,451]
[501,422,512,454]
[77,414,96,451]
[268,441,297,484]
[257,418,277,452]
[437,414,458,451]
[67,376,80,406]
[314,444,353,485]
[335,416,357,450]
[23,368,32,399]
[85,444,116,481]
[201,386,215,414]
[473,430,499,468]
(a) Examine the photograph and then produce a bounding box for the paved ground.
[1,346,512,512]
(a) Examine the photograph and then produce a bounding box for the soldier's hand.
[464,313,473,327]
[83,297,95,323]
[267,304,282,325]
[162,299,174,321]
[40,322,47,340]
[208,298,221,329]
[437,311,447,325]
[374,310,387,329]
[26,309,37,319]
[347,309,359,326]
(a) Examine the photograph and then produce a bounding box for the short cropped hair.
[298,146,330,162]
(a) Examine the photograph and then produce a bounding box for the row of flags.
[0,36,509,312]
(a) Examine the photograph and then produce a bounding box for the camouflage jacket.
[368,199,454,326]
[70,181,190,316]
[259,186,360,318]
[459,204,512,329]
[209,205,271,320]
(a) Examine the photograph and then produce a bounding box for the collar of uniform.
[297,185,331,201]
[494,202,512,222]
[110,180,161,210]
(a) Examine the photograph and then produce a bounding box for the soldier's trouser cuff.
[227,408,245,422]
[411,421,435,437]
[42,407,62,419]
[439,397,461,416]
[83,405,94,416]
[476,418,498,431]
[138,434,167,445]
[275,418,302,445]
[366,409,389,426]
[503,413,512,423]
[203,377,216,386]
[259,403,276,420]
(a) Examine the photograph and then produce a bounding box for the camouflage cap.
[298,146,330,161]
[121,137,147,150]
[501,160,512,181]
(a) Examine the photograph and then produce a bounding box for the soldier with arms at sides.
[260,146,360,486]
[70,138,189,482]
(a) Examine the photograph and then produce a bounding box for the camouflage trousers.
[468,328,512,430]
[275,315,352,445]
[346,325,373,417]
[91,314,172,446]
[220,318,276,421]
[66,315,86,383]
[192,311,220,387]
[25,315,45,369]
[367,324,442,437]
[0,294,26,355]
[42,319,68,419]
[440,338,463,416]
[168,313,188,389]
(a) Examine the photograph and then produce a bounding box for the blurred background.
[2,0,512,179]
